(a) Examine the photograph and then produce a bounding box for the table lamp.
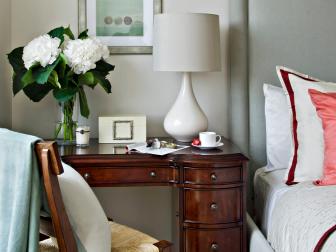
[153,13,221,142]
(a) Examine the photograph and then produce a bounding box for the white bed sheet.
[253,167,289,236]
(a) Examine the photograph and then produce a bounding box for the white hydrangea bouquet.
[7,26,115,143]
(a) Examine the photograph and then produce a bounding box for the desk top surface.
[59,138,247,159]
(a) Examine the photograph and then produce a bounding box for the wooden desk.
[60,138,248,252]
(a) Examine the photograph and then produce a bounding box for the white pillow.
[276,66,336,184]
[263,84,291,171]
[58,162,111,252]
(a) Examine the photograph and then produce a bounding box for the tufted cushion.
[39,222,159,252]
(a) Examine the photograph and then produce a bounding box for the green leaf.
[79,72,95,86]
[78,87,90,118]
[48,71,61,89]
[23,83,53,102]
[12,70,26,95]
[64,26,75,40]
[66,70,74,79]
[93,71,112,93]
[95,60,115,75]
[78,29,89,39]
[21,68,35,87]
[61,70,74,88]
[33,57,60,84]
[48,26,65,43]
[53,87,77,102]
[7,47,25,72]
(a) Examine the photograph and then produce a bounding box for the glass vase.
[55,96,79,145]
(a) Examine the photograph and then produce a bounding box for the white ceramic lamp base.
[164,72,208,142]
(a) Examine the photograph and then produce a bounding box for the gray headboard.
[229,0,336,207]
[230,0,336,170]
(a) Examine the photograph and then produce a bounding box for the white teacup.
[199,132,221,147]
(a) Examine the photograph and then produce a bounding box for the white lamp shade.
[153,13,221,72]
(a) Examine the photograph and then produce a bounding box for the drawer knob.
[210,173,217,181]
[149,171,156,178]
[210,203,218,210]
[83,173,90,181]
[211,243,219,251]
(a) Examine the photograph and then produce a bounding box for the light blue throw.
[0,129,87,252]
[0,128,41,252]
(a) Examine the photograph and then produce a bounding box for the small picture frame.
[99,115,146,144]
[79,0,162,54]
[113,120,134,140]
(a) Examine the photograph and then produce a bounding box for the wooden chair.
[35,141,172,252]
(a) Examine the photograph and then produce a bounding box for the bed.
[251,167,336,252]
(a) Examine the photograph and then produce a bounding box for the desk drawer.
[184,188,241,224]
[184,166,241,185]
[77,167,177,185]
[185,227,241,252]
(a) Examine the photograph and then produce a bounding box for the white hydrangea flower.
[63,38,109,74]
[23,34,61,69]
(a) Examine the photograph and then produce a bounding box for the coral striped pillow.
[309,89,336,186]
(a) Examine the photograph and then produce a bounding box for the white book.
[126,143,189,156]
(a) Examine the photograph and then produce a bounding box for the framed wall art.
[79,0,162,54]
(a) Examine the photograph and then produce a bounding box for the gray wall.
[248,0,336,170]
[0,0,11,128]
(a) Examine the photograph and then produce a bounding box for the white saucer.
[191,142,224,150]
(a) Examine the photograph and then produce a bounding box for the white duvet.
[268,182,336,252]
